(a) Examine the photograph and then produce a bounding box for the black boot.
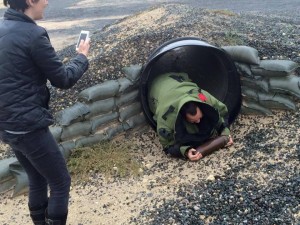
[45,211,68,225]
[29,202,48,225]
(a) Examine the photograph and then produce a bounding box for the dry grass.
[224,31,245,45]
[67,140,142,183]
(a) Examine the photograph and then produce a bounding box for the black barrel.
[139,37,241,130]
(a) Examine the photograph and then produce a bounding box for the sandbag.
[118,77,138,94]
[91,112,119,132]
[116,90,139,106]
[241,87,259,101]
[235,62,253,77]
[240,76,269,92]
[105,124,125,139]
[269,74,300,98]
[0,177,16,193]
[49,126,63,142]
[123,114,146,130]
[251,60,299,77]
[241,100,272,115]
[258,93,296,110]
[243,86,296,110]
[55,102,90,126]
[85,98,116,119]
[9,161,29,197]
[79,80,119,102]
[75,133,109,148]
[0,157,19,193]
[61,121,92,141]
[119,102,142,122]
[59,141,76,158]
[222,45,260,65]
[0,157,17,182]
[122,64,142,82]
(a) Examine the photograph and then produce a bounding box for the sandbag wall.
[222,46,300,115]
[53,64,146,155]
[0,45,299,197]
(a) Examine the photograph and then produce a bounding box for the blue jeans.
[0,128,71,217]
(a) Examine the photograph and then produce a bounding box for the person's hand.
[186,148,203,161]
[77,38,90,57]
[224,135,234,147]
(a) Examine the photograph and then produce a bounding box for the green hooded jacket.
[148,72,230,158]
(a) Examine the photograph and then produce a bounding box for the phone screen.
[76,33,88,49]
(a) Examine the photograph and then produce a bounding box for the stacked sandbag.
[222,46,300,115]
[0,64,147,197]
[0,158,17,194]
[54,64,145,148]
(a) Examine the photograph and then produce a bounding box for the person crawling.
[148,72,233,161]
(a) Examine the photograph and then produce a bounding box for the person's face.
[26,0,48,20]
[186,107,203,123]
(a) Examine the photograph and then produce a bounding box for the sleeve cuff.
[180,145,192,158]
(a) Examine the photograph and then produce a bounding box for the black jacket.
[0,9,89,131]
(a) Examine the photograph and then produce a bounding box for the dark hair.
[3,0,30,12]
[180,102,198,117]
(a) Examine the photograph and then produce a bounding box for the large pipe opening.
[140,37,241,129]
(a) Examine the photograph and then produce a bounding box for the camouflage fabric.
[149,72,230,157]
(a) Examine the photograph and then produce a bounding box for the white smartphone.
[76,30,89,50]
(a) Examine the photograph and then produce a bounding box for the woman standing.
[0,0,90,224]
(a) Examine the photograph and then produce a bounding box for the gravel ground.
[0,4,299,225]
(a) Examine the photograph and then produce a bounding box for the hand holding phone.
[76,30,90,56]
[76,30,89,50]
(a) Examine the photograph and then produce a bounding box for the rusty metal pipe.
[195,136,229,157]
